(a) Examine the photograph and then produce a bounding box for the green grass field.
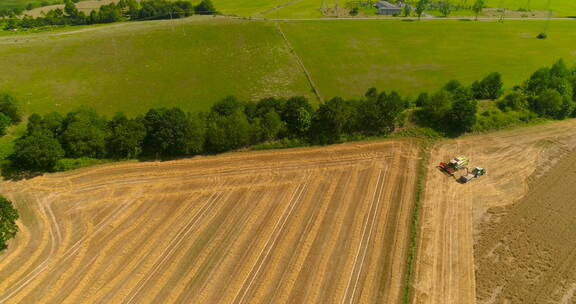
[484,0,576,17]
[0,17,575,117]
[0,0,62,10]
[0,17,312,115]
[281,19,576,100]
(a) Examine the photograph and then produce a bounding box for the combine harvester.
[440,156,486,184]
[439,156,469,176]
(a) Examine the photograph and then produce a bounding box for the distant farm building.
[374,1,401,15]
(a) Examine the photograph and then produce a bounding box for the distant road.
[247,16,576,21]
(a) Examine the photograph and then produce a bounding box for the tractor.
[439,156,469,175]
[458,167,487,184]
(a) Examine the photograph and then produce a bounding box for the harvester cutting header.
[439,156,486,184]
[439,156,469,175]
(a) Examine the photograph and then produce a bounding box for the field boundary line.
[402,143,430,304]
[274,22,324,104]
[232,178,310,304]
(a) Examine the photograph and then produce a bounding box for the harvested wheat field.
[411,119,576,304]
[0,140,419,304]
[475,147,576,303]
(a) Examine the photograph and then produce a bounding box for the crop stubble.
[411,119,576,304]
[0,140,419,303]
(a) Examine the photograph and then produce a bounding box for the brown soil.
[475,144,576,303]
[412,119,576,304]
[0,139,419,303]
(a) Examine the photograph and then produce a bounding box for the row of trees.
[9,92,410,171]
[415,59,576,134]
[500,59,576,119]
[4,0,216,30]
[0,196,19,252]
[412,0,485,19]
[7,59,576,173]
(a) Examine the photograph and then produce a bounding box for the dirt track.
[0,140,419,303]
[411,119,576,304]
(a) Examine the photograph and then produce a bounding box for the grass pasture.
[484,0,576,17]
[0,0,56,10]
[0,17,575,116]
[0,17,312,115]
[281,19,576,100]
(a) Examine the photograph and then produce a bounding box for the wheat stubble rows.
[0,140,419,304]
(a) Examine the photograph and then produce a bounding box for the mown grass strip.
[402,140,431,304]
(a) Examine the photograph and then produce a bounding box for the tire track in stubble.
[167,178,282,304]
[123,191,226,304]
[0,197,137,303]
[182,183,300,304]
[341,166,387,304]
[267,170,352,304]
[58,194,200,303]
[231,178,310,304]
[3,198,141,304]
[87,193,218,303]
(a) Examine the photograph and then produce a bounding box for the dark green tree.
[0,113,11,136]
[531,89,564,118]
[10,133,64,171]
[446,98,477,134]
[471,72,503,100]
[143,107,204,157]
[195,0,216,14]
[0,196,19,252]
[106,113,147,159]
[0,93,21,124]
[439,1,451,16]
[472,0,484,20]
[252,110,284,142]
[282,96,313,137]
[310,97,355,144]
[60,108,108,158]
[204,111,251,153]
[497,91,528,112]
[64,0,79,17]
[421,89,453,125]
[415,0,428,20]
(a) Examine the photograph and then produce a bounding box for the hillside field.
[0,17,575,116]
[0,17,313,115]
[279,19,576,100]
[0,140,419,303]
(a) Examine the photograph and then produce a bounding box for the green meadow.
[0,0,56,10]
[281,19,576,100]
[0,17,575,117]
[0,18,312,115]
[484,0,576,17]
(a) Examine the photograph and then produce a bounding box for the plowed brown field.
[0,140,420,304]
[411,119,576,304]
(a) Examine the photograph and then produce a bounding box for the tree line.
[3,0,216,30]
[5,59,576,173]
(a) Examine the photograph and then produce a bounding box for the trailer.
[458,167,486,184]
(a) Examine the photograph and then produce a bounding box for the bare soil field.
[0,140,419,304]
[411,119,576,304]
